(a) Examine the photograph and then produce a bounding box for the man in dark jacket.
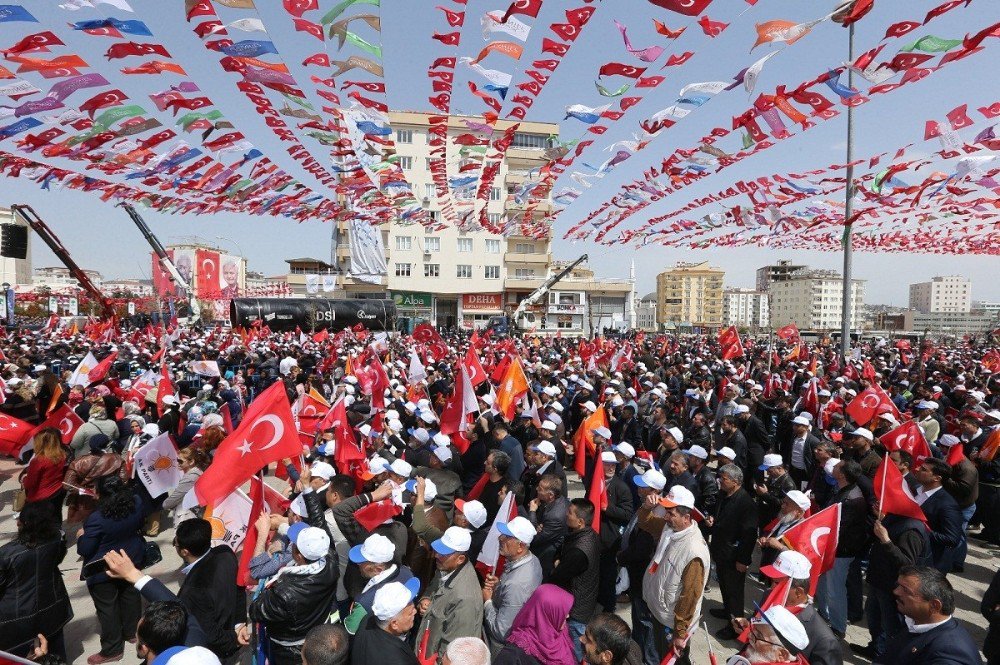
[682,411,712,454]
[855,515,930,661]
[913,458,964,574]
[686,445,719,519]
[882,565,982,665]
[735,404,769,481]
[171,519,244,663]
[550,498,602,662]
[753,454,797,529]
[717,416,749,479]
[527,473,568,578]
[981,567,1000,665]
[612,405,643,448]
[707,463,758,639]
[351,580,420,665]
[782,415,818,487]
[248,525,339,665]
[596,451,634,613]
[843,428,881,479]
[937,435,978,572]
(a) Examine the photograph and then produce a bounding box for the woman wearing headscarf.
[493,584,577,665]
[63,433,123,524]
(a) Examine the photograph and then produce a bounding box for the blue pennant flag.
[0,5,37,22]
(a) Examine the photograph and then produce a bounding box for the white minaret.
[628,260,637,329]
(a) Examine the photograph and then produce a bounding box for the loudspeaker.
[0,224,28,259]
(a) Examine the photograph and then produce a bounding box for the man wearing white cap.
[525,437,567,501]
[351,579,422,665]
[783,415,818,488]
[343,533,417,636]
[843,427,880,479]
[708,464,759,640]
[685,445,719,519]
[640,485,710,663]
[736,605,809,664]
[247,526,337,665]
[416,527,484,658]
[753,454,797,530]
[914,400,940,445]
[483,516,543,650]
[757,490,810,569]
[596,450,634,614]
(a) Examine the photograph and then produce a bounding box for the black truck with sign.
[229,298,395,332]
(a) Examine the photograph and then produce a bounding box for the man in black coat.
[717,416,749,480]
[612,405,644,448]
[686,445,719,519]
[881,565,982,665]
[596,452,634,613]
[981,567,1000,665]
[753,455,797,529]
[682,411,712,453]
[913,458,964,574]
[735,404,769,482]
[527,473,569,578]
[706,463,758,639]
[781,416,818,488]
[351,580,420,665]
[170,518,244,663]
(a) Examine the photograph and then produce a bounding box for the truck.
[487,253,588,335]
[10,204,116,319]
[229,298,396,333]
[119,203,201,324]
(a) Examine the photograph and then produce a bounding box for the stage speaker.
[0,224,28,259]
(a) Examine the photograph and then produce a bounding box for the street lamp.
[215,235,245,262]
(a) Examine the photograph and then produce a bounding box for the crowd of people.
[0,322,998,665]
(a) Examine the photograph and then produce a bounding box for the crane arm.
[119,203,200,323]
[513,253,588,319]
[10,204,116,319]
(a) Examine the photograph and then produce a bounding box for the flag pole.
[878,453,888,517]
[840,21,856,359]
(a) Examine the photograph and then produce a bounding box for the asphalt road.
[0,459,994,664]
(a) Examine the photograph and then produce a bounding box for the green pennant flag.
[342,30,382,59]
[900,35,962,53]
[596,80,630,97]
[320,0,379,25]
[741,132,754,149]
[177,110,223,130]
[93,104,145,130]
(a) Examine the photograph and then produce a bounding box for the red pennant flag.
[283,0,318,17]
[194,382,303,506]
[87,351,118,383]
[587,466,607,532]
[237,472,265,586]
[501,0,542,23]
[647,0,712,16]
[30,404,84,447]
[462,347,488,387]
[354,499,403,532]
[780,503,841,595]
[466,472,490,501]
[874,454,928,525]
[776,324,800,341]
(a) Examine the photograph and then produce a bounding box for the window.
[395,263,411,277]
[423,237,440,252]
[457,264,472,279]
[395,236,412,251]
[457,238,472,253]
[424,184,435,199]
[488,213,502,225]
[512,133,552,149]
[424,264,440,277]
[398,156,413,170]
[515,243,534,254]
[396,129,413,144]
[425,158,434,169]
[515,269,535,278]
[490,187,501,201]
[485,265,500,279]
[485,239,501,253]
[557,319,574,330]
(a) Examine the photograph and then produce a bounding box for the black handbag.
[141,540,163,570]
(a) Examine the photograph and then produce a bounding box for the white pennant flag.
[132,433,182,498]
[223,18,267,33]
[482,11,531,41]
[678,81,729,98]
[408,349,427,386]
[68,352,99,387]
[460,58,512,88]
[97,0,133,10]
[477,491,516,572]
[744,50,780,95]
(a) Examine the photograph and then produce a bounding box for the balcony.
[505,252,551,265]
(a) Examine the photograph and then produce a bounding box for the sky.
[4,0,1000,306]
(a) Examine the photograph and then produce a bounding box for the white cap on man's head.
[851,427,873,441]
[759,454,784,471]
[824,458,841,476]
[716,446,737,461]
[389,459,413,478]
[658,485,695,509]
[600,451,618,464]
[593,426,612,439]
[784,490,811,512]
[612,442,635,459]
[371,579,421,621]
[349,533,395,564]
[685,445,708,460]
[634,468,666,490]
[497,516,536,545]
[760,605,809,651]
[431,526,472,555]
[761,550,813,580]
[530,440,557,457]
[433,446,453,463]
[294,526,330,561]
[666,427,684,444]
[310,461,335,480]
[541,420,558,432]
[455,499,488,528]
[792,415,811,427]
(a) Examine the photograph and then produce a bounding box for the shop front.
[391,291,432,333]
[461,292,503,329]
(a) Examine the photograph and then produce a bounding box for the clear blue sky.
[5,0,1000,304]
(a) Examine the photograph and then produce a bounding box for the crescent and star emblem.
[237,414,284,457]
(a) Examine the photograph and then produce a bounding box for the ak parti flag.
[573,406,609,477]
[495,356,529,421]
[194,381,302,506]
[780,502,841,596]
[874,454,928,525]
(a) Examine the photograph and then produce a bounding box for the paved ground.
[1,459,994,664]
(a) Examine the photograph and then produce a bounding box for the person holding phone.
[77,476,145,665]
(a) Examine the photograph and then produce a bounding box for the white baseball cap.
[549,402,564,413]
[455,499,487,528]
[659,485,695,510]
[685,445,708,460]
[600,451,618,463]
[716,446,737,461]
[432,432,451,447]
[371,579,421,621]
[433,446,453,463]
[540,420,557,432]
[784,490,811,511]
[294,526,330,561]
[760,605,809,651]
[634,468,667,490]
[666,427,684,444]
[733,404,750,415]
[582,401,597,412]
[791,416,811,426]
[593,426,612,439]
[389,459,413,478]
[310,461,335,480]
[349,533,395,564]
[761,550,812,580]
[368,456,390,474]
[759,454,784,471]
[530,440,557,457]
[419,411,436,425]
[851,427,873,441]
[410,427,430,444]
[612,442,635,459]
[938,434,961,447]
[497,515,536,544]
[431,526,472,555]
[405,477,437,502]
[824,458,841,476]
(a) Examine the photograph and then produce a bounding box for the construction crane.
[10,204,116,319]
[119,203,200,324]
[488,253,589,335]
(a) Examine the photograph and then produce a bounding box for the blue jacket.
[77,495,145,586]
[879,617,982,664]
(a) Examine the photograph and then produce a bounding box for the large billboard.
[152,248,245,300]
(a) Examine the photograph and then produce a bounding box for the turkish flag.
[237,472,265,587]
[283,0,318,18]
[325,398,364,465]
[780,503,841,595]
[776,324,800,341]
[354,499,403,532]
[194,382,302,506]
[647,0,712,16]
[31,404,84,446]
[462,347,488,387]
[598,62,647,78]
[501,0,542,23]
[298,390,330,434]
[195,249,220,299]
[884,21,921,39]
[412,322,441,344]
[845,387,883,425]
[292,18,323,40]
[587,467,607,532]
[440,365,476,435]
[718,326,745,360]
[874,454,927,525]
[0,413,36,457]
[881,421,931,467]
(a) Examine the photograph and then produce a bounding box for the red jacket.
[23,455,66,502]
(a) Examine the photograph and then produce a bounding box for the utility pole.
[840,23,856,358]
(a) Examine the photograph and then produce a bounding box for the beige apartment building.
[280,112,634,333]
[656,261,724,329]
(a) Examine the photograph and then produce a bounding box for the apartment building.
[655,262,724,329]
[722,288,770,328]
[756,259,807,292]
[908,275,971,313]
[769,268,865,331]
